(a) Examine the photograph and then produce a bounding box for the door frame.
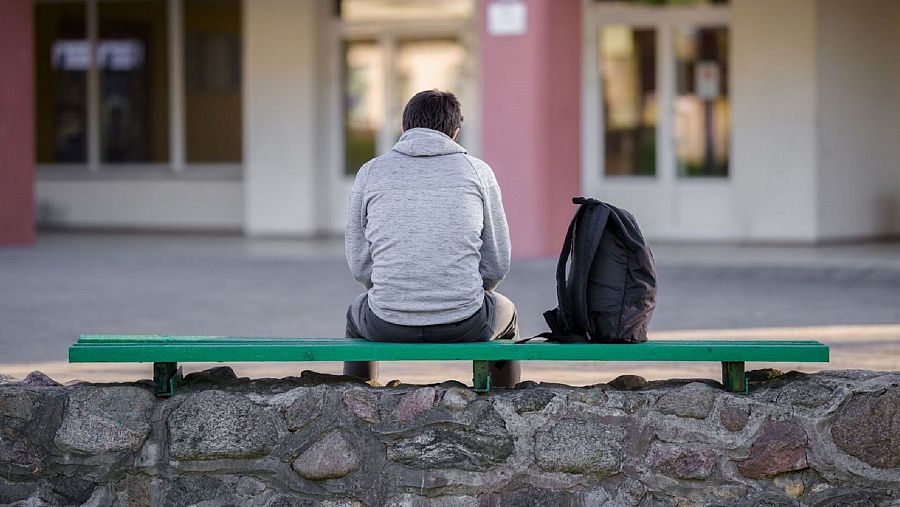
[581,0,733,239]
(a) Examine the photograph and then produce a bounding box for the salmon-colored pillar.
[0,0,36,245]
[480,0,581,258]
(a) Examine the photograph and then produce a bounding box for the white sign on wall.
[696,61,721,100]
[487,1,527,37]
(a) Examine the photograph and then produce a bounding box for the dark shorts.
[345,291,518,343]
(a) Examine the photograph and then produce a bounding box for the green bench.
[69,335,829,397]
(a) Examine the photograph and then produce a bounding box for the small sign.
[696,61,720,100]
[488,1,527,37]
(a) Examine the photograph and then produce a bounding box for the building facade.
[2,0,899,257]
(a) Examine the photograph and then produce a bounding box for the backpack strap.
[540,197,609,343]
[568,200,610,336]
[553,203,583,334]
[516,333,590,344]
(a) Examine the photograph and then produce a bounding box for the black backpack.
[542,197,657,343]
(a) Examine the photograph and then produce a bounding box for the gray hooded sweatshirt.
[345,128,511,326]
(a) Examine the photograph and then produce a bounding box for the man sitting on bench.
[343,90,520,388]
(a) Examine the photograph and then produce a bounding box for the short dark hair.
[401,90,464,138]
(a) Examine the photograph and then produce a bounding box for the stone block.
[160,475,272,505]
[168,390,278,460]
[54,386,155,455]
[182,366,238,384]
[386,408,513,471]
[569,387,608,406]
[609,375,646,391]
[284,386,326,431]
[534,418,625,476]
[737,419,808,479]
[831,387,900,468]
[385,493,478,506]
[719,401,750,432]
[292,431,359,480]
[0,426,42,470]
[391,387,435,422]
[498,487,575,507]
[645,441,716,479]
[512,388,555,414]
[21,371,60,387]
[343,388,380,423]
[656,382,716,419]
[441,387,476,412]
[0,390,35,420]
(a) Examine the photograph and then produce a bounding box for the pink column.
[480,0,581,258]
[0,0,36,245]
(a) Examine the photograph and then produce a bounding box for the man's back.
[345,128,510,326]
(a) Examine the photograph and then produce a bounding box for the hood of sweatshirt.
[391,128,467,157]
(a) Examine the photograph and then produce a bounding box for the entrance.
[582,2,733,239]
[324,0,478,232]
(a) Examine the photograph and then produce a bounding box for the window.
[97,0,169,163]
[394,39,466,141]
[34,0,243,171]
[599,26,658,176]
[35,2,87,163]
[343,40,385,175]
[184,0,242,163]
[674,26,729,177]
[339,0,475,175]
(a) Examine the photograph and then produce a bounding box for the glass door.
[599,25,658,177]
[341,36,471,175]
[674,26,730,177]
[584,3,732,238]
[324,0,477,233]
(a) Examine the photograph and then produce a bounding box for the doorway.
[323,0,478,233]
[582,1,733,239]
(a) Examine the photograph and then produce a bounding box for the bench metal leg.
[153,362,182,397]
[473,361,491,393]
[721,361,747,394]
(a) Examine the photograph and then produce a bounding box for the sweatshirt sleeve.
[476,162,511,290]
[345,162,374,289]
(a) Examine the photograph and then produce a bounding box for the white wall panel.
[36,180,243,229]
[243,0,319,236]
[815,0,900,240]
[731,0,818,242]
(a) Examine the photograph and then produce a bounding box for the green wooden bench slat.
[78,335,821,347]
[70,336,829,363]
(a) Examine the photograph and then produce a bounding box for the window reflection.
[344,41,385,175]
[184,0,242,163]
[675,26,729,177]
[98,0,169,163]
[35,2,87,163]
[395,39,466,141]
[600,26,657,176]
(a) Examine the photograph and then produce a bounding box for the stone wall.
[1,368,899,506]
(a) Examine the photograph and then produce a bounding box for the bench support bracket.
[153,362,182,398]
[472,361,491,393]
[721,361,747,394]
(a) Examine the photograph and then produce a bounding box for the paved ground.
[1,233,899,384]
